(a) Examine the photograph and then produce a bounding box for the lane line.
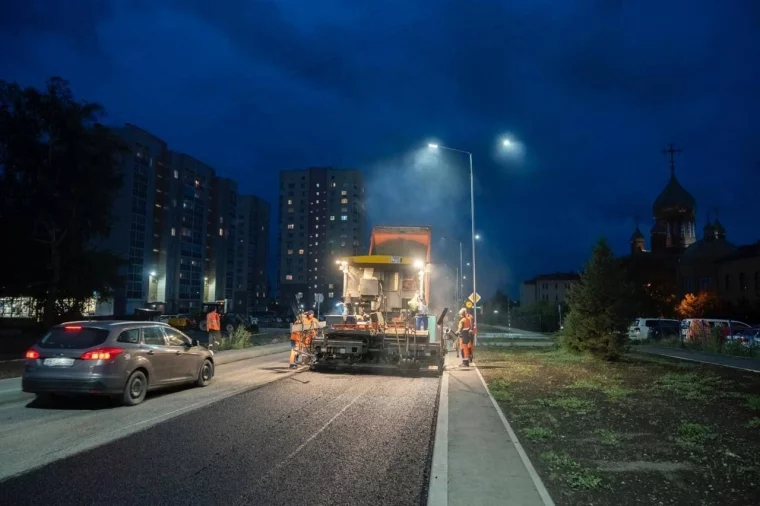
[475,366,555,506]
[426,370,448,506]
[237,388,368,505]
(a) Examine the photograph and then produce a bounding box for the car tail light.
[25,349,40,359]
[64,326,82,331]
[81,347,124,360]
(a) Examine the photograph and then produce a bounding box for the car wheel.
[196,359,214,387]
[123,370,148,406]
[225,323,235,332]
[199,321,208,332]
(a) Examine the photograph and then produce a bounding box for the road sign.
[314,293,324,303]
[468,292,481,304]
[465,300,473,309]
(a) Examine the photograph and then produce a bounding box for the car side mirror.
[190,338,199,347]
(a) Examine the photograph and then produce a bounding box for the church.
[629,145,760,308]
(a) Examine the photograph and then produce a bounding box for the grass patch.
[675,422,715,450]
[524,426,554,442]
[490,378,513,402]
[654,372,724,401]
[746,418,760,429]
[745,395,760,411]
[594,429,621,446]
[541,452,602,490]
[603,384,634,400]
[538,396,595,414]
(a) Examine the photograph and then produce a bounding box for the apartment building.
[105,124,268,316]
[234,195,270,313]
[278,167,367,309]
[520,272,580,306]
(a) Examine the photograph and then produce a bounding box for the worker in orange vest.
[289,311,305,369]
[466,309,477,363]
[456,308,472,367]
[206,307,221,347]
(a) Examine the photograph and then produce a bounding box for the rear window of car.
[38,326,110,349]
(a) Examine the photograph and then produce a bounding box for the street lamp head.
[149,271,156,277]
[475,234,481,240]
[427,143,439,149]
[502,138,513,147]
[414,259,425,269]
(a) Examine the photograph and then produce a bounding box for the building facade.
[520,273,580,306]
[278,167,367,310]
[105,124,268,316]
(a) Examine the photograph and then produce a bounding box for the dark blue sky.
[2,0,759,298]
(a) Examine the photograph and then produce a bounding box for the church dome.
[652,174,696,216]
[630,226,644,241]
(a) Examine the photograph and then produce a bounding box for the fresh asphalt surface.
[0,359,440,506]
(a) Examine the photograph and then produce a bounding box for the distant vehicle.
[22,321,215,406]
[628,318,681,341]
[680,318,751,341]
[726,327,760,349]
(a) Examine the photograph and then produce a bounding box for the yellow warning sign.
[465,300,473,308]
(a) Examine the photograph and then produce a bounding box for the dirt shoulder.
[477,347,760,506]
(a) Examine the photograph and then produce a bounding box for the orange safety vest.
[207,311,221,331]
[457,316,472,333]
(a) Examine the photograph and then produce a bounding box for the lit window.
[288,249,293,255]
[316,216,319,220]
[299,249,304,254]
[316,200,320,204]
[315,225,319,229]
[220,217,223,224]
[328,292,334,298]
[315,259,318,263]
[219,228,224,236]
[286,275,293,280]
[314,284,318,288]
[171,227,176,236]
[341,215,348,221]
[287,224,294,230]
[341,190,347,195]
[316,191,320,196]
[332,182,336,187]
[174,170,179,179]
[316,183,320,188]
[330,215,335,221]
[329,284,334,289]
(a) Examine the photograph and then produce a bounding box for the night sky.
[2,1,759,298]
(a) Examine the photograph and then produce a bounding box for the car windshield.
[38,326,110,349]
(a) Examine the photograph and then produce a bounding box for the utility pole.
[459,241,463,305]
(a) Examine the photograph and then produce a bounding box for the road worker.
[456,308,472,367]
[289,311,305,369]
[466,309,477,362]
[206,307,221,348]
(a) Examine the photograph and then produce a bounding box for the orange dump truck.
[310,226,447,374]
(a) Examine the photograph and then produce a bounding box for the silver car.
[22,321,215,406]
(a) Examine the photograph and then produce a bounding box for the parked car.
[680,319,751,341]
[628,318,681,341]
[726,327,760,349]
[22,321,215,406]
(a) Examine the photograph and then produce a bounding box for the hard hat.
[458,308,466,316]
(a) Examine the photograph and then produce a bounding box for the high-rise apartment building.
[278,167,367,309]
[105,124,269,316]
[234,195,270,313]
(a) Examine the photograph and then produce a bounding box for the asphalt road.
[0,362,440,506]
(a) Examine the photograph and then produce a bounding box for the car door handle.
[147,350,154,355]
[175,350,181,355]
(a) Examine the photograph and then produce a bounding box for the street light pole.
[428,143,478,345]
[459,241,463,304]
[468,151,478,346]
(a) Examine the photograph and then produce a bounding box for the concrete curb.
[475,366,555,506]
[427,369,449,506]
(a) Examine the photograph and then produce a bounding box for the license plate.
[43,357,75,367]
